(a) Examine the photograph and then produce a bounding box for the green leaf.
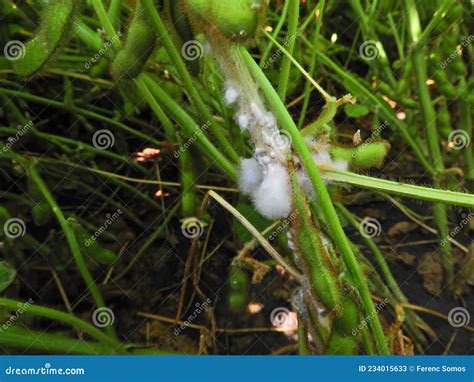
[343,103,370,118]
[0,261,16,293]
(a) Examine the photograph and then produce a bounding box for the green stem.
[142,75,237,180]
[134,76,176,140]
[277,0,299,101]
[259,1,290,67]
[0,328,120,355]
[0,298,123,350]
[404,0,453,283]
[242,48,389,355]
[141,0,240,164]
[90,0,121,50]
[325,169,474,207]
[459,80,473,188]
[348,0,397,88]
[0,88,161,147]
[1,147,116,340]
[0,127,146,175]
[298,0,325,129]
[310,50,435,175]
[336,205,404,299]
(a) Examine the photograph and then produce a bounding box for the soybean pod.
[179,135,199,217]
[111,0,157,79]
[325,295,360,354]
[228,265,249,313]
[330,142,390,170]
[181,0,268,43]
[289,161,342,315]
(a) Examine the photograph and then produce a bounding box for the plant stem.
[1,147,116,340]
[0,328,119,355]
[259,0,290,67]
[90,0,121,50]
[404,0,453,283]
[310,49,435,175]
[0,88,161,147]
[324,169,474,207]
[277,0,299,101]
[242,48,390,354]
[348,0,397,88]
[0,298,123,350]
[298,0,325,129]
[142,75,237,180]
[141,0,240,164]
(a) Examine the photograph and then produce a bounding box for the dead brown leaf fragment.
[417,253,443,295]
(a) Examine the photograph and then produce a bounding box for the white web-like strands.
[211,41,347,219]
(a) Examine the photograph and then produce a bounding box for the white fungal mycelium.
[238,158,263,195]
[212,39,348,220]
[251,162,292,220]
[217,50,292,219]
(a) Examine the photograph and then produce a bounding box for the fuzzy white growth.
[320,233,330,250]
[312,151,332,166]
[311,148,349,172]
[238,158,263,195]
[252,163,291,219]
[224,82,240,105]
[262,112,276,128]
[236,112,250,130]
[296,170,315,198]
[250,102,265,123]
[331,159,349,172]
